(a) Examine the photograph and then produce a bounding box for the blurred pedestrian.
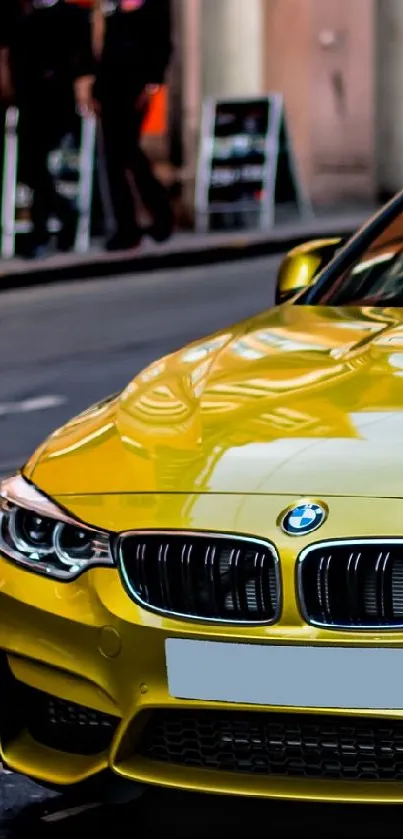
[8,0,94,258]
[75,0,174,252]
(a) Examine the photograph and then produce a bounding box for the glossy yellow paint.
[275,238,342,303]
[23,303,403,499]
[3,302,403,801]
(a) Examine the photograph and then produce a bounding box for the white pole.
[75,114,97,253]
[1,107,19,259]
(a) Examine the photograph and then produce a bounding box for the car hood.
[24,304,403,499]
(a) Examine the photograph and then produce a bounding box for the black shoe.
[105,230,143,252]
[147,215,174,244]
[57,208,78,253]
[20,231,53,260]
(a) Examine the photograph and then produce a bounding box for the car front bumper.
[2,491,403,804]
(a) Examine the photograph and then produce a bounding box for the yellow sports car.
[3,193,403,806]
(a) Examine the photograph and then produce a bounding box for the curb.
[0,222,362,292]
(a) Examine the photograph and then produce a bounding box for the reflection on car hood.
[24,304,403,499]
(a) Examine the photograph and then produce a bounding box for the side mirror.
[275,238,343,305]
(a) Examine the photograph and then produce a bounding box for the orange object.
[142,86,167,136]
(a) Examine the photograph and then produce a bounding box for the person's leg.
[100,93,142,250]
[126,100,174,242]
[50,106,80,253]
[18,104,74,256]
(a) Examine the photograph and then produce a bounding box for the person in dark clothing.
[76,0,174,252]
[8,0,94,258]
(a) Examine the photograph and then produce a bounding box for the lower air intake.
[23,685,119,756]
[139,709,403,781]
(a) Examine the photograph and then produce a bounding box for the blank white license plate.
[165,639,403,711]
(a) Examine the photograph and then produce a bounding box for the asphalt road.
[1,255,403,837]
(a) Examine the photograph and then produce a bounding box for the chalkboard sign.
[195,94,313,233]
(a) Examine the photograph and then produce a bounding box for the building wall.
[262,0,313,192]
[309,0,375,202]
[262,0,375,204]
[376,0,403,196]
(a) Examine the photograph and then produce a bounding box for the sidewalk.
[0,206,377,292]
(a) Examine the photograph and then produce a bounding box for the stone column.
[200,0,264,98]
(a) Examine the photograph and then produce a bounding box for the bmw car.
[4,192,403,805]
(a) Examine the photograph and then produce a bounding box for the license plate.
[165,639,403,710]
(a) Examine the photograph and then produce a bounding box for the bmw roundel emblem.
[279,501,328,537]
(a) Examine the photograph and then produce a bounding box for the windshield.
[298,194,403,306]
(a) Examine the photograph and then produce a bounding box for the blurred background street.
[1,0,399,270]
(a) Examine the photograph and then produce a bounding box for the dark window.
[299,194,403,307]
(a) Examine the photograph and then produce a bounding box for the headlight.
[0,475,113,580]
